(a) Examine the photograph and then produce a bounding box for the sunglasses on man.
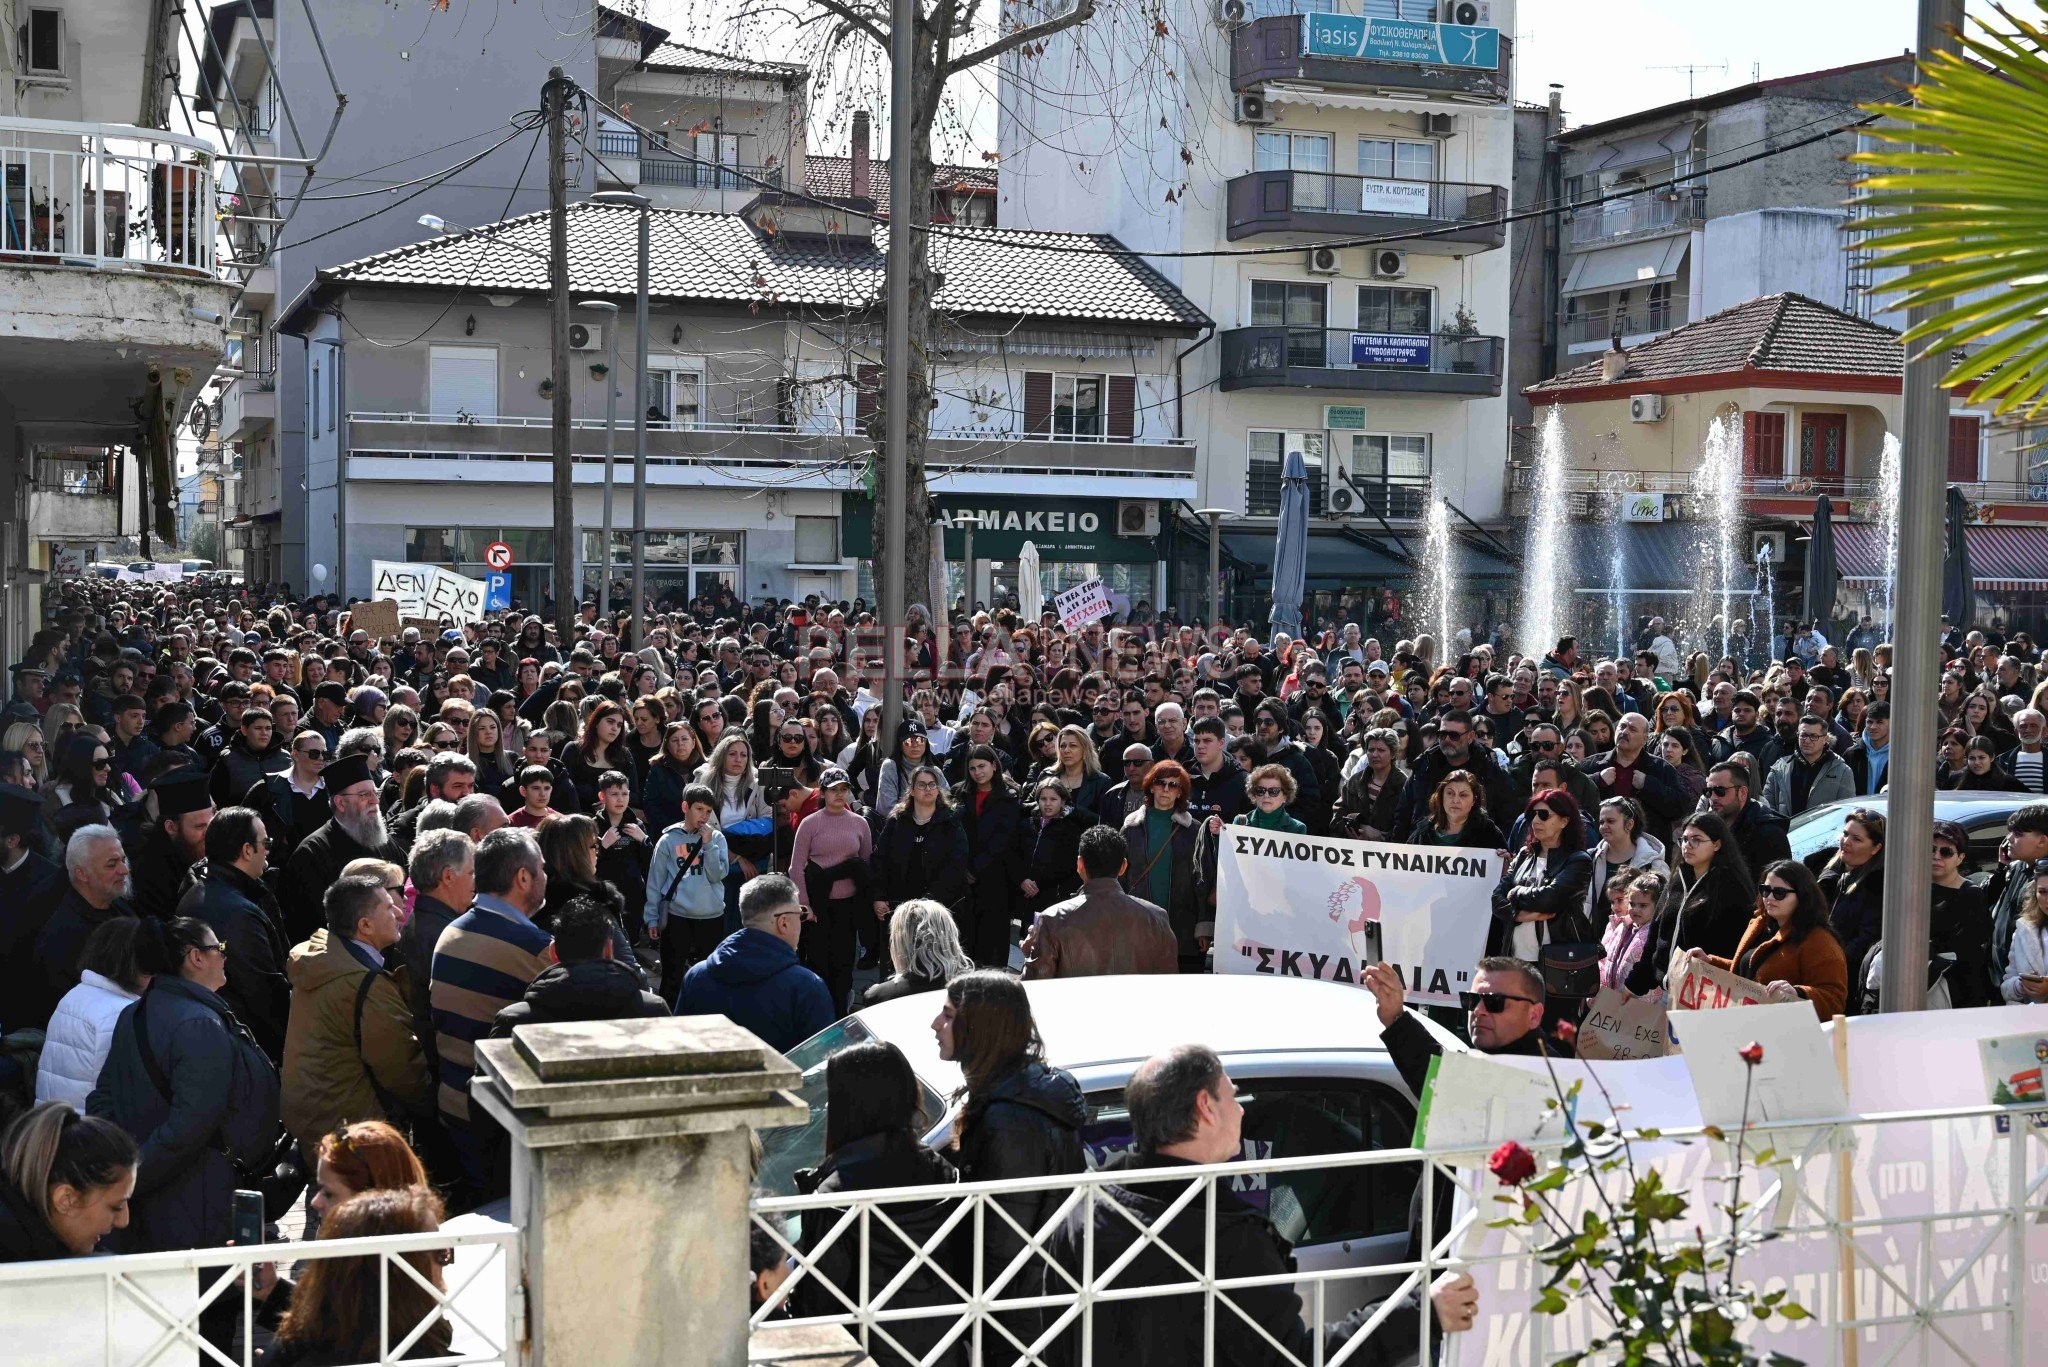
[1460,990,1539,1014]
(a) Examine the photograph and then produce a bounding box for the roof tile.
[802,154,997,217]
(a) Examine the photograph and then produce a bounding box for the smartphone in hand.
[232,1189,265,1247]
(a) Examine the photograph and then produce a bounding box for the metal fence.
[0,116,219,277]
[749,1101,2048,1367]
[0,1223,521,1367]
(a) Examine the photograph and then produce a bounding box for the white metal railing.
[0,115,219,278]
[346,412,1196,447]
[0,1223,521,1367]
[750,1101,2048,1367]
[1569,186,1705,243]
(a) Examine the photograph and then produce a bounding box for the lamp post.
[578,299,619,622]
[1196,507,1230,641]
[954,512,981,613]
[590,190,652,645]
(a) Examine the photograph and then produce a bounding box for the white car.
[759,974,1453,1303]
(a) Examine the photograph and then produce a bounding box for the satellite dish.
[312,563,329,584]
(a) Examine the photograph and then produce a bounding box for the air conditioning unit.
[1751,530,1788,565]
[1215,0,1248,24]
[1117,500,1160,537]
[1427,113,1458,137]
[1235,92,1273,126]
[1327,483,1361,517]
[1629,393,1666,423]
[1305,246,1342,276]
[1439,0,1492,24]
[568,322,603,352]
[1369,249,1407,280]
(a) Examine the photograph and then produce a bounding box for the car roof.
[852,974,1397,1097]
[1791,792,2029,829]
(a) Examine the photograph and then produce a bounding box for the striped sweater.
[429,899,552,1123]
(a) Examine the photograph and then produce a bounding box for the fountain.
[1871,432,1903,639]
[1519,407,1572,660]
[1413,489,1459,653]
[1690,415,1745,659]
[1752,540,1776,670]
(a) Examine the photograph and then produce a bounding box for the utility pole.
[1880,0,1966,1013]
[545,67,576,648]
[632,197,650,646]
[879,0,913,753]
[578,299,620,624]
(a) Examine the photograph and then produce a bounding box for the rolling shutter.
[1107,375,1136,440]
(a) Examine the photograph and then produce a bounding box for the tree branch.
[942,0,1096,77]
[804,0,891,53]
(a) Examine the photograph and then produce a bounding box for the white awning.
[1563,236,1689,297]
[1260,85,1512,118]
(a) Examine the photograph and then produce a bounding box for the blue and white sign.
[1300,15,1500,70]
[484,571,513,612]
[1349,332,1432,369]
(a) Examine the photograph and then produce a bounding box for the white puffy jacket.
[35,971,140,1113]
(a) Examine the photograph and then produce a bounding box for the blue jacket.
[674,927,835,1053]
[645,823,731,930]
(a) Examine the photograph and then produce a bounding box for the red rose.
[1488,1140,1538,1187]
[1554,1020,1578,1048]
[1739,1041,1764,1066]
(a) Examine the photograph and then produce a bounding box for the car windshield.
[755,1015,949,1197]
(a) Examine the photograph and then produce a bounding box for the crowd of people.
[0,576,2044,1359]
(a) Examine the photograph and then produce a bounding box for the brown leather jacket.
[1021,877,1179,980]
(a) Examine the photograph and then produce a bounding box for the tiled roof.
[1527,293,1903,397]
[803,155,998,216]
[638,41,805,79]
[311,202,1208,330]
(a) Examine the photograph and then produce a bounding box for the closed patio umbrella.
[1269,447,1309,642]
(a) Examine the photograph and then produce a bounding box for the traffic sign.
[484,572,512,612]
[483,540,514,572]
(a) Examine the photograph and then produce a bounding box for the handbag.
[1538,941,1607,999]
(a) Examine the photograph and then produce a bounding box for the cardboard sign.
[1669,1001,1847,1128]
[370,559,489,623]
[1412,1048,1571,1158]
[1663,954,1770,1014]
[1574,986,1671,1061]
[347,599,402,640]
[1054,577,1114,631]
[1214,828,1501,1006]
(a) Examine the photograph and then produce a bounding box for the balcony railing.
[1502,464,2048,513]
[0,115,219,277]
[1562,300,1688,347]
[1219,328,1503,395]
[1569,186,1705,243]
[1224,171,1504,247]
[33,452,115,496]
[1231,15,1512,99]
[1244,465,1431,518]
[594,131,782,192]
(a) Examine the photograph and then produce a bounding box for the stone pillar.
[471,1016,805,1367]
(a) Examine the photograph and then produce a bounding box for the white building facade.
[998,0,1520,617]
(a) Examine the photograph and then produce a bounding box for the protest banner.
[1213,827,1500,1006]
[346,599,402,640]
[370,559,489,623]
[1574,986,1670,1061]
[1054,577,1113,631]
[1663,954,1769,1013]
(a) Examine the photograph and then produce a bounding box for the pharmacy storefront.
[841,493,1165,613]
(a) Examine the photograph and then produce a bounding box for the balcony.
[1225,171,1504,248]
[28,453,120,541]
[1231,15,1511,101]
[1243,465,1430,518]
[1218,328,1502,395]
[1569,187,1705,245]
[1,117,221,277]
[1561,300,1689,350]
[593,131,782,196]
[221,371,277,436]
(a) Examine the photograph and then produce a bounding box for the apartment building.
[277,200,1207,611]
[998,0,1522,620]
[0,0,235,653]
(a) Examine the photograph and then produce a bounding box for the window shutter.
[1023,371,1053,435]
[854,364,883,424]
[1106,375,1136,440]
[1741,411,1762,476]
[1948,416,1981,482]
[1741,411,1785,478]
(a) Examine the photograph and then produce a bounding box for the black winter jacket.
[1632,865,1755,996]
[489,959,668,1036]
[177,862,292,1062]
[1491,846,1595,954]
[956,1058,1086,1308]
[0,1177,72,1263]
[872,807,972,910]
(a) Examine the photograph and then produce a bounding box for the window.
[19,9,61,76]
[1741,411,1786,479]
[694,132,743,189]
[1250,281,1328,369]
[1949,416,1983,483]
[583,529,741,603]
[428,344,498,421]
[1358,137,1437,183]
[1361,0,1436,17]
[1356,285,1433,335]
[407,526,554,608]
[1077,1078,1418,1245]
[1255,132,1332,210]
[1024,372,1136,441]
[310,360,319,432]
[1248,430,1326,516]
[1343,433,1431,516]
[1053,375,1104,438]
[794,516,839,564]
[646,364,703,429]
[2025,428,2048,502]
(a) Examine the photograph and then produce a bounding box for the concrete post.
[471,1016,805,1367]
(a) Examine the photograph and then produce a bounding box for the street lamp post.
[578,299,620,622]
[1196,507,1231,640]
[955,512,981,613]
[590,190,652,644]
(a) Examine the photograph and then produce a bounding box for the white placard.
[1054,577,1114,631]
[1358,177,1432,217]
[1214,827,1501,1006]
[370,559,489,623]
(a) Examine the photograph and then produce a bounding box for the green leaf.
[1779,1302,1812,1322]
[1534,1287,1569,1315]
